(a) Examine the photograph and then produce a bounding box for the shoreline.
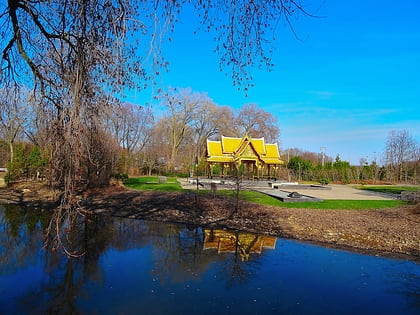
[1,183,419,262]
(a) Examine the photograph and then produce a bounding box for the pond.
[0,205,419,314]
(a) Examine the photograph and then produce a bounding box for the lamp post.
[320,147,326,167]
[373,152,377,184]
[195,156,199,191]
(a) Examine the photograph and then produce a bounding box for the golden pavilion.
[205,135,284,179]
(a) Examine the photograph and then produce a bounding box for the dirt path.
[1,182,419,261]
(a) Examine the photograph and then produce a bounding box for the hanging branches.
[0,0,317,255]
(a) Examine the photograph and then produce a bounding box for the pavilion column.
[273,166,278,179]
[209,163,215,178]
[257,163,263,179]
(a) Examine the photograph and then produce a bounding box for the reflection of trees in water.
[110,217,162,250]
[150,225,223,284]
[203,229,269,287]
[1,206,274,298]
[0,206,114,313]
[0,205,49,275]
[148,227,274,286]
[108,218,222,284]
[38,214,117,313]
[102,219,265,286]
[110,222,269,287]
[218,247,262,288]
[37,214,119,313]
[2,206,420,313]
[107,219,229,285]
[392,271,420,310]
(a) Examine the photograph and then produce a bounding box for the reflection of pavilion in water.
[203,229,277,261]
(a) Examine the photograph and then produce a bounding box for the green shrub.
[4,172,12,185]
[318,178,330,185]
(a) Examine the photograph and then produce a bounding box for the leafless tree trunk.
[384,130,417,182]
[107,102,154,155]
[0,87,30,165]
[1,0,317,254]
[159,88,204,172]
[0,0,144,255]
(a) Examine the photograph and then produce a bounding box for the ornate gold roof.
[206,135,283,165]
[206,140,234,162]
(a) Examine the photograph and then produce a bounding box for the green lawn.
[358,185,419,195]
[277,199,405,209]
[216,190,406,209]
[124,177,183,192]
[123,178,408,209]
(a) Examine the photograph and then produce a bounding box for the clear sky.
[126,0,420,165]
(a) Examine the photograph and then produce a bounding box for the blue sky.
[126,0,420,165]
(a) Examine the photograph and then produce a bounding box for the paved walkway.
[281,184,396,200]
[178,178,396,200]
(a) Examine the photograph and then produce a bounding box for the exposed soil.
[1,182,419,261]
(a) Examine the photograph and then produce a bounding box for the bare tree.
[141,121,172,175]
[191,1,318,91]
[0,87,29,163]
[159,88,206,172]
[413,142,420,184]
[190,99,236,161]
[1,0,315,254]
[0,0,148,255]
[384,130,418,182]
[107,102,154,155]
[235,103,280,142]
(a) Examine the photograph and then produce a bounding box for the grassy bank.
[358,185,419,195]
[216,190,406,209]
[124,177,407,209]
[124,177,183,192]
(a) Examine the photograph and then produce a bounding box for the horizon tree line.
[283,130,419,184]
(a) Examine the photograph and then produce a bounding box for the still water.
[0,205,419,314]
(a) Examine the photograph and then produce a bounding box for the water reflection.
[202,229,277,287]
[0,205,269,312]
[203,229,276,261]
[0,205,419,314]
[0,205,49,275]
